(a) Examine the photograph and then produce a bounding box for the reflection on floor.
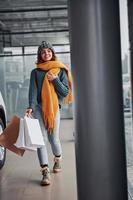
[0,114,132,200]
[124,112,133,199]
[0,119,77,200]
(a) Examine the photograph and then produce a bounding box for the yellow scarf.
[37,60,73,132]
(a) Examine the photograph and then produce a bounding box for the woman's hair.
[36,48,57,64]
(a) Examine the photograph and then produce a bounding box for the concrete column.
[0,34,4,53]
[0,46,3,53]
[68,0,128,200]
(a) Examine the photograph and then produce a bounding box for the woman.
[25,41,72,186]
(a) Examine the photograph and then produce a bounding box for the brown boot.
[40,167,51,186]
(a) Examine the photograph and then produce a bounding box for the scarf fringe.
[63,92,73,104]
[44,115,55,133]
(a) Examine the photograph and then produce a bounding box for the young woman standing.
[25,41,72,186]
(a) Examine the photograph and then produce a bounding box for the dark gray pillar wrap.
[68,0,128,200]
[128,0,133,115]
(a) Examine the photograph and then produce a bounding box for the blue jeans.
[33,104,62,166]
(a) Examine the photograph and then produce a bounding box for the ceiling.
[0,0,69,47]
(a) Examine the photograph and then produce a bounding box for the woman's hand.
[25,108,33,117]
[47,72,57,82]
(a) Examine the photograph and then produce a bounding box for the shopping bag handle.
[24,115,34,119]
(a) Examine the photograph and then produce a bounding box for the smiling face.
[41,48,53,62]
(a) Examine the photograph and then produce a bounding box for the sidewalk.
[0,119,77,200]
[0,115,132,200]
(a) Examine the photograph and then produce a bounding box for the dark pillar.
[68,0,128,200]
[128,0,133,114]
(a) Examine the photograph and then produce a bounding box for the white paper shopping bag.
[14,118,37,151]
[24,117,45,148]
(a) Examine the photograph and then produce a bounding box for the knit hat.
[37,41,55,54]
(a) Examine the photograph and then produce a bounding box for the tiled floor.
[0,119,77,200]
[1,114,133,200]
[124,112,133,200]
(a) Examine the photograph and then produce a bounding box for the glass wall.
[0,45,73,121]
[119,0,133,198]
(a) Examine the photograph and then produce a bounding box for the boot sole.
[41,181,51,186]
[53,169,62,173]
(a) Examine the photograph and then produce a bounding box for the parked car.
[123,74,131,112]
[0,91,6,169]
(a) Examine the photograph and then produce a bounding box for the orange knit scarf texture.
[37,60,73,132]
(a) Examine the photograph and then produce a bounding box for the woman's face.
[41,48,53,61]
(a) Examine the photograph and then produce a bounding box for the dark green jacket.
[28,68,69,111]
